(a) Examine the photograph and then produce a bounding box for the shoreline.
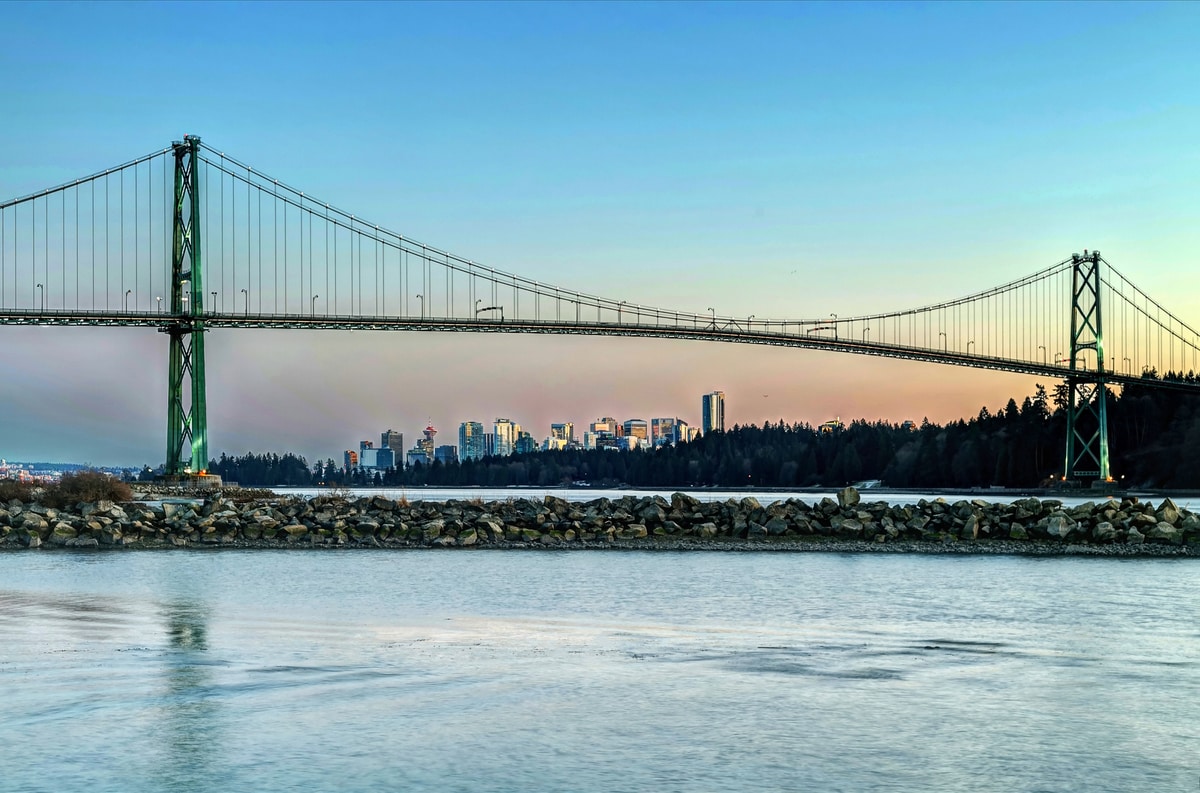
[3,487,1197,557]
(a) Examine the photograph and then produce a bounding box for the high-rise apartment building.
[459,421,486,461]
[550,422,575,444]
[494,418,516,457]
[702,391,725,435]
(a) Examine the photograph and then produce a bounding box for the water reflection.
[158,600,223,793]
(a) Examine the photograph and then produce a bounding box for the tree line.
[189,371,1200,490]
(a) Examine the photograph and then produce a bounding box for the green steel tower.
[163,135,208,475]
[1063,250,1110,482]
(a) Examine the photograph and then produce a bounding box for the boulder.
[1093,522,1117,543]
[1155,498,1181,526]
[1146,522,1183,545]
[837,487,861,509]
[764,517,790,536]
[1044,515,1075,540]
[421,519,445,542]
[616,525,648,540]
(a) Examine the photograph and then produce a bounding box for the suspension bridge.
[3,136,1199,483]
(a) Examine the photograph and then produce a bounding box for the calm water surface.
[1,550,1197,792]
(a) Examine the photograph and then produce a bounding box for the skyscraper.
[702,391,725,435]
[550,422,575,444]
[381,429,404,461]
[494,418,516,457]
[651,417,678,447]
[622,419,649,444]
[459,421,486,461]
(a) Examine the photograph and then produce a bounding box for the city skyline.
[2,2,1198,467]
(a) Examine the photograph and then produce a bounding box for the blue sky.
[2,1,1198,466]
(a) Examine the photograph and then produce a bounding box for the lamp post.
[938,331,947,351]
[1122,356,1131,373]
[863,327,870,342]
[156,296,162,314]
[967,340,975,355]
[830,313,838,340]
[747,315,755,330]
[241,288,248,315]
[618,300,626,324]
[416,294,424,319]
[210,291,217,313]
[1038,345,1046,364]
[708,307,715,329]
[475,298,482,317]
[311,294,319,316]
[36,283,43,312]
[124,289,132,311]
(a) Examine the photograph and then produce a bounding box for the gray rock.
[1156,498,1181,526]
[837,487,861,508]
[1146,521,1182,545]
[764,517,790,535]
[1044,515,1075,540]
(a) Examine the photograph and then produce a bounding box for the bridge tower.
[162,135,209,475]
[1063,251,1110,482]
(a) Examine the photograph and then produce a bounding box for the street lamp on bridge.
[210,291,217,313]
[967,340,975,355]
[707,307,715,329]
[125,289,132,311]
[156,296,162,314]
[863,327,870,342]
[241,288,248,314]
[747,315,755,330]
[416,294,424,319]
[311,294,319,316]
[618,300,626,324]
[36,283,43,312]
[938,331,947,351]
[1038,345,1046,364]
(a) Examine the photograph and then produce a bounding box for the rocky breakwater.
[1,488,1198,555]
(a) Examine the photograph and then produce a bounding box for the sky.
[1,1,1199,467]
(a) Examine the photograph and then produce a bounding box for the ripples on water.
[1,551,1197,792]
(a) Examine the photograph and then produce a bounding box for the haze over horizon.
[2,1,1198,468]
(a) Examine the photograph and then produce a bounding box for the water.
[1,551,1197,792]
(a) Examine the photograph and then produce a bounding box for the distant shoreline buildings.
[338,391,718,474]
